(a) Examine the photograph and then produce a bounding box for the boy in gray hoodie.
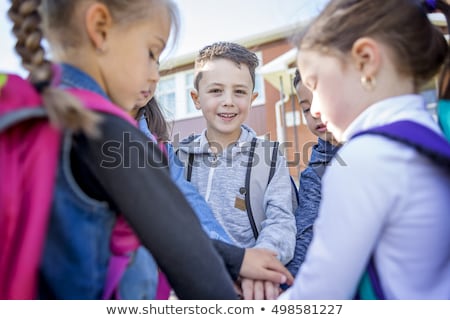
[177,42,296,299]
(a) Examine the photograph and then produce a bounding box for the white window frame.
[252,52,266,106]
[155,75,177,120]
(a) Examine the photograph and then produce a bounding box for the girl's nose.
[310,93,321,119]
[149,62,160,83]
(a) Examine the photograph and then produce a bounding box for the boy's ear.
[190,89,201,110]
[85,3,113,52]
[251,92,259,104]
[351,37,380,78]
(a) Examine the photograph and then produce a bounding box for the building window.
[156,77,176,119]
[185,71,199,114]
[253,52,266,106]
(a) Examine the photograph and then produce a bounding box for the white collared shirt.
[281,94,450,299]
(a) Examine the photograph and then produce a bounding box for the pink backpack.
[0,73,170,299]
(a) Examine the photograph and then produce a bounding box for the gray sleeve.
[254,153,296,264]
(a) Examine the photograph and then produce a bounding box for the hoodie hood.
[309,138,340,166]
[177,124,257,157]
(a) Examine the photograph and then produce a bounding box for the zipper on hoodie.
[205,153,217,202]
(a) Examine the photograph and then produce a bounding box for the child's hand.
[240,248,294,285]
[240,278,280,300]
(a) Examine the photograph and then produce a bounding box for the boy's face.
[296,80,335,143]
[191,58,258,140]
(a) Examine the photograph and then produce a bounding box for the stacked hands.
[236,248,294,300]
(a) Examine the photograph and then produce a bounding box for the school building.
[158,13,444,180]
[158,24,314,179]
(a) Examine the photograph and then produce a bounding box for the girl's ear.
[351,37,380,78]
[190,89,201,110]
[85,3,113,52]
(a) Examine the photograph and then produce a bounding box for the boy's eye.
[300,101,311,113]
[236,89,247,95]
[209,88,222,93]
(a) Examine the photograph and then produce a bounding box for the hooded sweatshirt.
[286,138,340,277]
[177,125,296,264]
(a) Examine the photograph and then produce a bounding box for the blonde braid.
[8,0,100,136]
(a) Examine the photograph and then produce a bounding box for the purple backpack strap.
[352,120,450,168]
[366,257,385,299]
[353,120,450,299]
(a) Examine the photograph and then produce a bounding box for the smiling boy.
[177,42,296,278]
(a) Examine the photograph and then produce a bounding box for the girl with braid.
[1,0,292,299]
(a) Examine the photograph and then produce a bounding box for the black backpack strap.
[268,141,279,184]
[244,138,259,239]
[186,153,194,182]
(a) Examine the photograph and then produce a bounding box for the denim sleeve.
[167,144,233,244]
[286,167,322,277]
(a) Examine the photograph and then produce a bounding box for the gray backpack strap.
[245,138,278,238]
[0,107,47,132]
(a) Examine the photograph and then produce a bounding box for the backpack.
[437,99,450,141]
[0,73,168,299]
[352,120,450,299]
[183,137,299,239]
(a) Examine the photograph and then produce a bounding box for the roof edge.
[160,21,309,71]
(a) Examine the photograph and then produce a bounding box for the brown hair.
[193,41,259,90]
[8,0,179,134]
[8,0,99,135]
[136,97,171,143]
[433,0,450,99]
[297,0,448,91]
[40,0,179,56]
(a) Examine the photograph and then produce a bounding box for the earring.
[361,75,376,91]
[96,45,106,55]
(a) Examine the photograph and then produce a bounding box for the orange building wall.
[255,40,317,179]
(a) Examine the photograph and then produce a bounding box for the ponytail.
[136,98,171,143]
[8,0,100,136]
